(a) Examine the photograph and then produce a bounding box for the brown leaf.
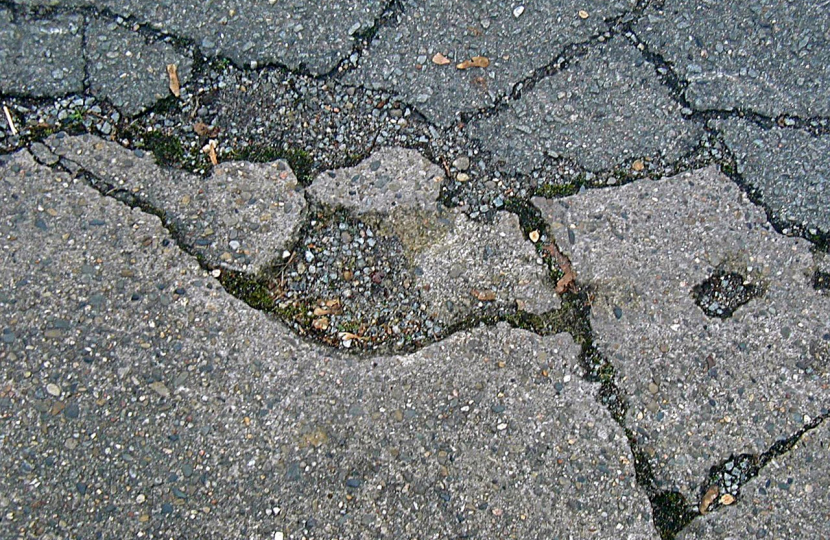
[544,242,578,294]
[456,56,490,69]
[556,269,576,295]
[471,289,496,301]
[432,52,451,65]
[166,64,180,97]
[631,159,645,172]
[312,317,329,330]
[699,486,719,515]
[340,332,368,342]
[719,494,735,506]
[193,122,219,137]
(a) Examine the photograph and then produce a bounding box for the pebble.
[452,156,470,171]
[46,383,61,397]
[513,5,525,18]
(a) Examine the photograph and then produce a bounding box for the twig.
[3,105,18,135]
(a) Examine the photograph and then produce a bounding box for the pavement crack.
[704,124,829,251]
[626,28,830,137]
[328,0,404,78]
[696,412,830,517]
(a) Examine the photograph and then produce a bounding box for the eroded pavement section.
[0,151,657,539]
[44,135,560,352]
[535,166,830,520]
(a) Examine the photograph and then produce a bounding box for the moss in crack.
[814,270,830,290]
[232,144,315,185]
[625,427,698,540]
[218,270,276,312]
[140,131,185,166]
[148,95,181,116]
[534,182,579,199]
[651,491,698,540]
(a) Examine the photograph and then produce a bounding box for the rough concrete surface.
[44,134,307,274]
[470,37,702,172]
[13,0,386,74]
[0,8,85,96]
[535,166,830,501]
[0,151,657,539]
[415,210,560,321]
[349,0,635,126]
[715,117,830,237]
[678,422,830,540]
[308,147,444,216]
[635,0,830,117]
[3,0,830,537]
[85,17,193,116]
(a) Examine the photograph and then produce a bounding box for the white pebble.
[513,5,525,18]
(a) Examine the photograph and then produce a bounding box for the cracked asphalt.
[1,1,829,539]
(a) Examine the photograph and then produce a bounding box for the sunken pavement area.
[1,1,829,539]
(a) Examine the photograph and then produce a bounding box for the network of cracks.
[2,0,829,538]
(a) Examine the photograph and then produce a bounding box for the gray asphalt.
[2,1,829,539]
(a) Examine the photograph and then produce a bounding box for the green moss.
[720,161,738,176]
[149,95,181,116]
[535,182,579,198]
[141,131,184,166]
[234,144,315,185]
[218,270,276,312]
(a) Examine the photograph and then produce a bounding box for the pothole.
[693,269,761,319]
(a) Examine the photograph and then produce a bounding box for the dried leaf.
[699,486,719,515]
[471,289,496,301]
[432,52,451,65]
[312,317,329,330]
[544,242,577,294]
[202,141,218,165]
[193,122,219,137]
[556,270,576,295]
[631,159,645,172]
[166,64,180,97]
[719,493,735,506]
[339,332,368,342]
[456,56,490,70]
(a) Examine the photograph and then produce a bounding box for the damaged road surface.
[2,0,829,539]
